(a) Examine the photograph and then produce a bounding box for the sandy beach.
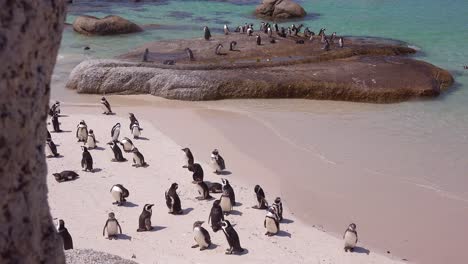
[47,105,405,264]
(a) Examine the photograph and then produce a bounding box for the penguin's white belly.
[194,227,209,247]
[86,136,95,148]
[45,144,53,156]
[184,155,189,166]
[111,188,122,201]
[196,184,204,196]
[133,153,142,165]
[210,159,221,171]
[101,104,108,112]
[132,126,140,137]
[77,129,87,140]
[265,217,279,234]
[122,141,132,152]
[344,231,357,248]
[112,130,120,141]
[107,221,118,236]
[220,196,232,212]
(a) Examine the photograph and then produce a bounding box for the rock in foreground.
[73,15,142,36]
[65,249,138,264]
[255,0,307,19]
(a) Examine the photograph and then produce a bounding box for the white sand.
[47,106,405,264]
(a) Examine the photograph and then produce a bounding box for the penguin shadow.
[46,155,64,159]
[216,52,228,56]
[133,164,150,168]
[352,247,370,255]
[134,136,149,141]
[182,208,194,215]
[228,210,243,216]
[51,130,72,133]
[234,202,243,206]
[121,201,139,208]
[103,112,116,116]
[91,146,106,151]
[217,170,232,176]
[276,230,292,238]
[117,234,132,240]
[91,168,102,173]
[205,243,219,250]
[150,226,167,232]
[229,49,240,52]
[281,218,294,224]
[58,115,69,117]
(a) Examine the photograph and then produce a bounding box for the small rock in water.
[84,46,90,50]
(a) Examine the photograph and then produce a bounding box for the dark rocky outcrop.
[73,15,142,36]
[255,0,307,19]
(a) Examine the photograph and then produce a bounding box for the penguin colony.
[49,89,358,253]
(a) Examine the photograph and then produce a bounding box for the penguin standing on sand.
[256,35,261,45]
[274,23,279,32]
[85,129,96,149]
[137,204,154,232]
[51,113,62,132]
[224,24,230,35]
[111,123,121,142]
[221,220,244,255]
[110,184,130,206]
[330,32,337,43]
[267,26,272,38]
[81,146,93,172]
[76,120,88,142]
[210,149,226,174]
[131,123,143,139]
[182,147,194,168]
[142,48,149,62]
[49,101,60,116]
[129,113,140,131]
[185,48,195,61]
[215,44,223,55]
[338,37,344,48]
[53,171,79,182]
[247,27,253,36]
[101,97,113,115]
[46,138,60,158]
[195,181,213,200]
[319,28,326,36]
[192,221,211,250]
[220,179,235,215]
[47,130,51,141]
[109,141,126,162]
[204,26,211,40]
[165,183,183,215]
[254,185,268,209]
[272,197,283,221]
[57,219,73,250]
[264,206,280,236]
[229,41,237,51]
[343,223,358,252]
[119,137,135,152]
[102,212,122,240]
[132,148,147,167]
[188,163,204,182]
[323,39,331,51]
[208,200,224,232]
[222,178,235,204]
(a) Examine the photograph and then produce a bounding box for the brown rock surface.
[73,15,142,36]
[255,0,307,19]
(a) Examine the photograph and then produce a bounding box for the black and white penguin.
[102,212,122,240]
[188,163,204,183]
[222,178,235,204]
[110,184,130,206]
[264,206,280,236]
[100,97,112,115]
[220,220,244,255]
[224,24,230,35]
[254,185,268,209]
[192,221,211,250]
[165,183,183,214]
[131,123,143,139]
[86,129,96,149]
[53,171,79,182]
[318,28,326,36]
[208,200,224,232]
[195,181,213,200]
[272,197,283,221]
[220,179,235,215]
[274,23,279,32]
[137,204,154,232]
[210,149,226,174]
[49,101,60,116]
[185,48,195,61]
[267,26,272,38]
[259,21,265,32]
[330,32,337,43]
[132,147,147,167]
[215,44,223,55]
[338,37,344,48]
[119,137,134,152]
[229,41,237,51]
[323,39,331,51]
[182,147,194,168]
[142,48,149,62]
[247,27,253,36]
[203,26,211,40]
[51,113,62,132]
[46,138,60,158]
[109,141,127,162]
[343,223,358,252]
[76,120,88,142]
[47,130,51,141]
[256,35,261,45]
[304,27,311,37]
[287,27,292,36]
[129,113,140,131]
[57,219,73,250]
[81,146,93,172]
[111,123,121,142]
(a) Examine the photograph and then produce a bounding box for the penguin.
[279,27,286,38]
[338,37,344,48]
[223,24,230,35]
[188,163,204,183]
[111,123,121,142]
[57,219,73,250]
[259,22,265,32]
[132,148,148,167]
[291,24,297,33]
[304,27,311,37]
[195,181,213,200]
[220,220,244,255]
[343,223,358,252]
[45,138,60,158]
[272,197,283,221]
[274,23,279,32]
[119,137,135,152]
[254,185,268,209]
[296,24,304,34]
[129,113,140,130]
[215,44,223,55]
[51,113,62,132]
[182,147,194,168]
[264,206,280,236]
[76,120,88,142]
[220,181,234,215]
[222,178,235,205]
[102,212,122,240]
[235,26,241,33]
[208,200,224,232]
[247,27,253,36]
[287,27,292,36]
[131,123,143,139]
[53,171,79,182]
[81,146,93,172]
[319,28,326,36]
[330,32,337,43]
[85,129,96,149]
[206,182,223,193]
[323,39,330,51]
[229,41,237,51]
[165,183,182,214]
[142,48,149,62]
[101,97,113,115]
[46,130,51,141]
[109,141,126,162]
[203,26,211,40]
[256,35,261,46]
[137,204,154,232]
[192,221,211,250]
[185,48,195,61]
[49,101,60,116]
[267,26,272,38]
[210,149,226,174]
[110,184,130,206]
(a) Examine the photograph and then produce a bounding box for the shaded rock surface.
[66,33,453,103]
[65,249,138,264]
[255,0,307,19]
[73,15,142,35]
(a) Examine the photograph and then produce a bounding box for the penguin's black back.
[59,228,73,250]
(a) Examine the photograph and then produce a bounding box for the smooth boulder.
[255,0,307,19]
[73,15,142,36]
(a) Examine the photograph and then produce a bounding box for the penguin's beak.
[149,204,154,208]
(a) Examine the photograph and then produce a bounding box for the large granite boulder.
[256,0,307,19]
[65,249,138,264]
[73,15,142,36]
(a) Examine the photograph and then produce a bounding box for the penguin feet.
[344,247,349,252]
[200,247,207,251]
[225,249,233,255]
[191,245,199,248]
[349,248,354,253]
